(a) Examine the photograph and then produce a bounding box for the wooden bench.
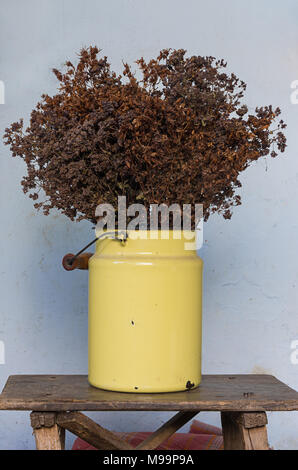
[1,374,298,450]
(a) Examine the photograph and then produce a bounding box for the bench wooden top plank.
[1,374,298,412]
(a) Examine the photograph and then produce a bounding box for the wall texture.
[0,0,298,449]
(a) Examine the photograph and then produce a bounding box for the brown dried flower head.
[3,46,287,227]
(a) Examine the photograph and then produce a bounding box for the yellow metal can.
[88,230,203,393]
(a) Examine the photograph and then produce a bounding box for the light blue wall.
[1,0,298,449]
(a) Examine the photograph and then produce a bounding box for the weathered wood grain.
[230,411,268,429]
[31,412,65,450]
[1,374,298,412]
[221,412,269,450]
[30,411,57,429]
[33,425,65,450]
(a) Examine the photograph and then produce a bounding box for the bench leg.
[56,410,198,451]
[221,412,269,450]
[56,411,134,450]
[30,412,65,450]
[135,411,198,450]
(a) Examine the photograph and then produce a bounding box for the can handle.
[62,252,93,271]
[62,231,127,271]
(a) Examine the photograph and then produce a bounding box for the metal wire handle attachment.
[62,230,128,271]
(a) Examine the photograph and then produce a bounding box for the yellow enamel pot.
[88,230,203,393]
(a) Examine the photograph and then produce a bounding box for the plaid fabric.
[189,419,223,436]
[72,419,224,450]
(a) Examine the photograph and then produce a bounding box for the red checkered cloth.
[72,419,224,450]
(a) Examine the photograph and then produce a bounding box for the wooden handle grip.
[62,253,93,271]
